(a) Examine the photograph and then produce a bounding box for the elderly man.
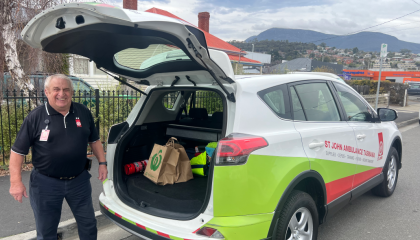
[9,74,107,240]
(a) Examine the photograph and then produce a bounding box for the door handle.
[309,142,324,149]
[356,134,366,140]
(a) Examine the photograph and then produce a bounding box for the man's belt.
[35,168,84,180]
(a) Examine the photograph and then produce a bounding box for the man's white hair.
[44,74,74,92]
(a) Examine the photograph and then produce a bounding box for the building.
[372,62,391,68]
[266,58,343,74]
[343,69,420,82]
[397,63,418,70]
[243,52,271,74]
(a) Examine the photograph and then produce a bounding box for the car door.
[290,80,359,210]
[332,82,387,197]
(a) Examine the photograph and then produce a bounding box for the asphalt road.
[0,158,104,238]
[395,111,418,124]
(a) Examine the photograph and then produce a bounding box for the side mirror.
[377,108,398,122]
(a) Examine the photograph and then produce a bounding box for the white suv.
[23,3,402,240]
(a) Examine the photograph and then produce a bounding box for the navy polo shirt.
[12,102,99,177]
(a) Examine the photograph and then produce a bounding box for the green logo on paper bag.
[150,150,163,171]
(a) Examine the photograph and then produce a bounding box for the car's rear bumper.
[100,203,172,240]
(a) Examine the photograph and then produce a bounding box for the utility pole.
[375,43,387,110]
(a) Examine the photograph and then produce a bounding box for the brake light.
[216,133,268,165]
[196,227,224,238]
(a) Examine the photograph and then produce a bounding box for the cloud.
[108,0,420,43]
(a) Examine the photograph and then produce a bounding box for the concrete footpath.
[0,158,106,239]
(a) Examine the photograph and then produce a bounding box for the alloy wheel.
[387,155,397,190]
[285,207,313,240]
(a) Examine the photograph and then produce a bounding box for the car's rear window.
[114,44,191,70]
[258,84,291,120]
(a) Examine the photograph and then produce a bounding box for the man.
[9,74,107,240]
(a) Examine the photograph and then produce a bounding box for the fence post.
[95,89,100,134]
[403,89,407,107]
[387,91,390,108]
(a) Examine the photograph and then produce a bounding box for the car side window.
[334,83,373,122]
[290,87,306,121]
[258,84,292,120]
[294,82,341,121]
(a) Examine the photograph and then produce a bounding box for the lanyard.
[44,104,79,130]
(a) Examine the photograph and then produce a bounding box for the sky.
[107,0,420,44]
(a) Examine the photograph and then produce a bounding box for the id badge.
[40,130,50,141]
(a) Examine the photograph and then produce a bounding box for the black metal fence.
[0,89,143,165]
[162,90,223,114]
[0,89,223,165]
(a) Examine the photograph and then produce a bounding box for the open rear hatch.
[22,3,232,220]
[22,2,235,99]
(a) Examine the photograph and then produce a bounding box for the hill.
[246,28,420,53]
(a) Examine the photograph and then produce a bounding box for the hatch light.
[196,227,224,239]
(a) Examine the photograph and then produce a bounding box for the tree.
[323,56,331,62]
[312,66,336,74]
[270,49,281,62]
[320,42,327,48]
[1,0,104,104]
[353,47,359,54]
[349,62,357,68]
[400,49,411,55]
[309,53,315,58]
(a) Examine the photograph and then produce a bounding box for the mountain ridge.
[245,28,420,53]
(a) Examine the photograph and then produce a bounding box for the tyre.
[372,147,399,197]
[275,190,319,240]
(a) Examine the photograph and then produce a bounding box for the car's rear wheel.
[275,190,318,240]
[372,147,399,197]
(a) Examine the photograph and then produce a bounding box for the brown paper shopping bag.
[174,143,194,183]
[144,138,180,185]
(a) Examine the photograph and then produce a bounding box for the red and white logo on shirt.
[378,132,384,161]
[76,118,82,127]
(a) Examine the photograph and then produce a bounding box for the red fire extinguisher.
[124,160,148,175]
[194,146,201,157]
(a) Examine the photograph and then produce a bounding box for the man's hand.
[10,182,28,203]
[98,165,108,182]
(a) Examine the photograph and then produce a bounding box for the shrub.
[345,80,409,105]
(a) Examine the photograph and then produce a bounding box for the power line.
[411,0,420,6]
[307,8,420,44]
[370,20,420,32]
[379,25,420,34]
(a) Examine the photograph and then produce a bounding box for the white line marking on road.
[399,122,419,133]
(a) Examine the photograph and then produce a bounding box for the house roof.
[145,8,242,54]
[229,55,261,64]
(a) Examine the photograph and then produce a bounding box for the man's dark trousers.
[29,169,97,240]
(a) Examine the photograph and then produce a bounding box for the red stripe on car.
[353,168,383,188]
[157,231,170,238]
[115,213,122,218]
[325,175,353,204]
[136,223,146,230]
